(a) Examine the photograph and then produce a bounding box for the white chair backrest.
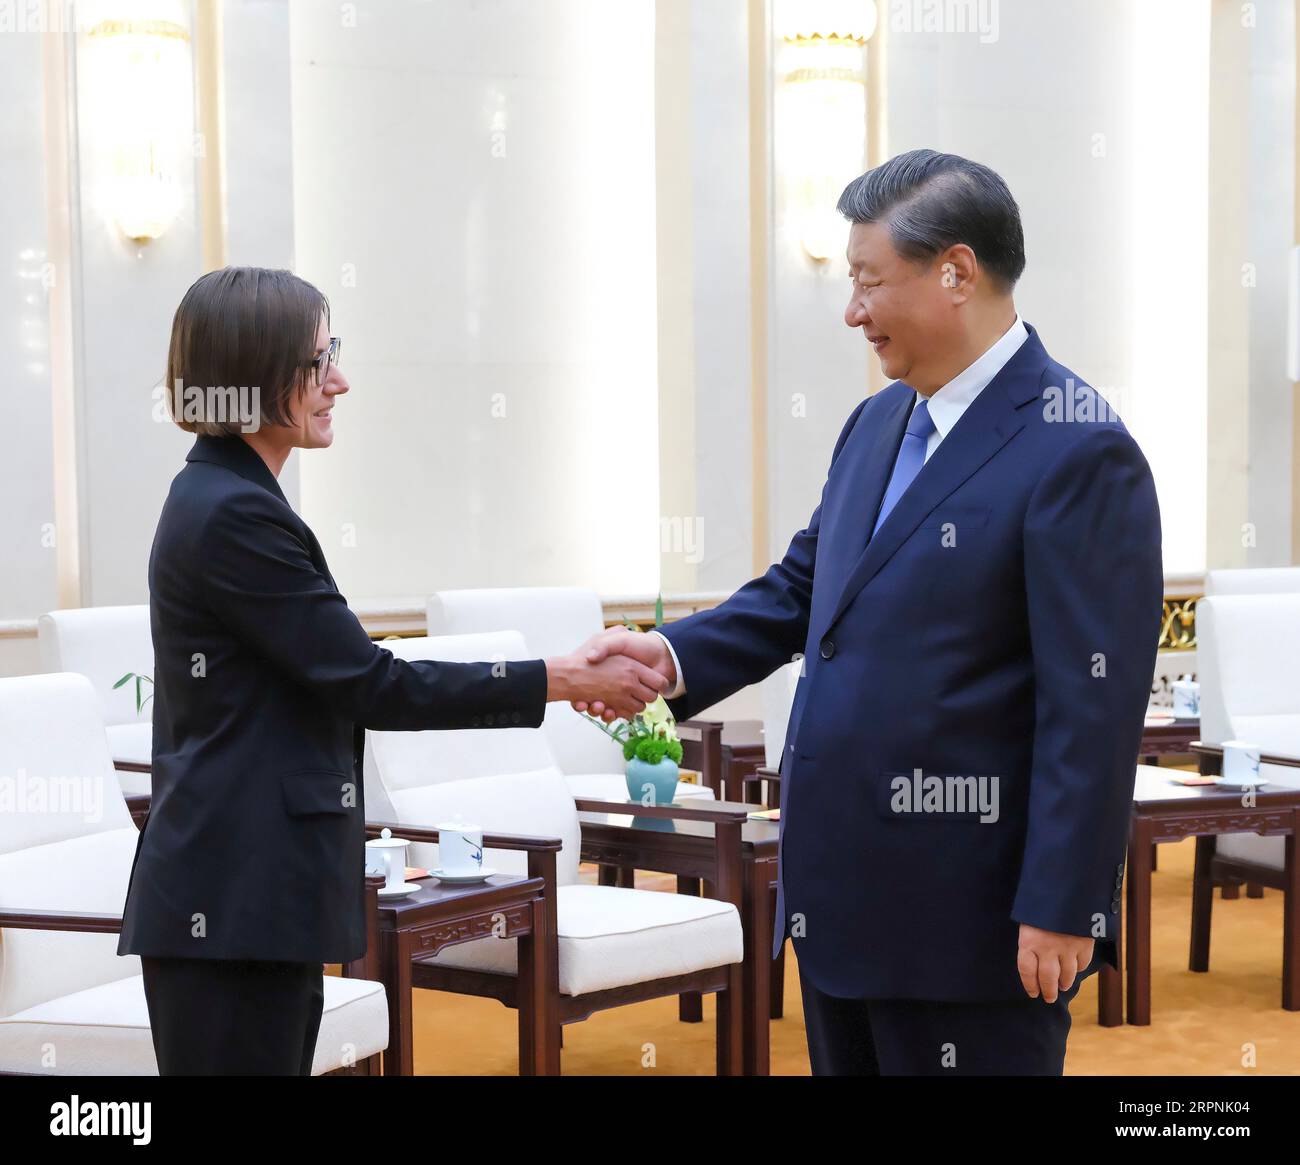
[365,632,582,884]
[1197,595,1300,755]
[0,673,134,855]
[38,605,153,730]
[761,662,802,769]
[426,588,624,775]
[0,673,140,1016]
[1205,567,1300,596]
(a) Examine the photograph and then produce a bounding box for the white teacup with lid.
[1218,741,1263,789]
[437,823,485,876]
[365,827,411,891]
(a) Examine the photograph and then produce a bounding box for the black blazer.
[118,435,547,963]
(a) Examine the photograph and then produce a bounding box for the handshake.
[543,628,679,723]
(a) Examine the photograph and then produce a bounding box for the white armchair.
[1204,567,1300,595]
[761,662,801,771]
[37,605,153,797]
[426,587,714,802]
[0,673,388,1075]
[1190,595,1300,983]
[364,631,746,1073]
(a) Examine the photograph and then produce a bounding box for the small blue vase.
[625,757,679,808]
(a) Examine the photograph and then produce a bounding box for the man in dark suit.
[579,150,1163,1074]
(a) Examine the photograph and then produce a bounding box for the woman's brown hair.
[164,267,329,437]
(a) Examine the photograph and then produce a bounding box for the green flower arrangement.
[586,697,684,765]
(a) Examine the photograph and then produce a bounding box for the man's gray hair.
[838,149,1026,289]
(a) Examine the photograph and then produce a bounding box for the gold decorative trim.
[1160,596,1200,651]
[783,66,866,85]
[86,19,190,42]
[783,33,869,47]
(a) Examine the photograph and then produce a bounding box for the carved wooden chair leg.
[677,875,704,1023]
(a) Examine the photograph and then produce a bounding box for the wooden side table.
[1122,758,1300,1025]
[680,720,767,802]
[374,872,554,1075]
[366,822,563,1076]
[1139,717,1200,764]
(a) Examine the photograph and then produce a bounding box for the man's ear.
[938,244,978,301]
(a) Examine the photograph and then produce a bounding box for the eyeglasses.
[309,336,342,385]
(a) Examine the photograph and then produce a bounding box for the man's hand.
[568,628,677,722]
[1016,923,1094,1003]
[543,645,669,723]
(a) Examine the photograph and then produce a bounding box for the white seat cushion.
[106,723,152,768]
[114,769,152,798]
[0,973,387,1075]
[564,772,716,803]
[1216,833,1284,870]
[421,883,742,996]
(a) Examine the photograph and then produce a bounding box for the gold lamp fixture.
[775,0,877,263]
[82,2,193,243]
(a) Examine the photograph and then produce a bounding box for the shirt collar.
[921,314,1029,439]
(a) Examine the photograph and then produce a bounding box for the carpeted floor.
[399,835,1300,1075]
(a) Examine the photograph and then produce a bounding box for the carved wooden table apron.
[577,809,779,1076]
[1123,763,1300,1025]
[375,874,550,1075]
[1138,718,1200,764]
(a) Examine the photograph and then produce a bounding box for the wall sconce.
[775,0,877,263]
[82,3,193,243]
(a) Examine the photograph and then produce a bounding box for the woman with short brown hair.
[119,267,667,1075]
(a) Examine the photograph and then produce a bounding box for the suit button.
[512,712,521,724]
[820,640,835,660]
[470,716,481,728]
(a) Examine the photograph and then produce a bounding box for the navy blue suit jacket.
[662,325,1162,1001]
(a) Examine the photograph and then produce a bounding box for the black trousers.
[141,956,324,1076]
[798,950,1086,1076]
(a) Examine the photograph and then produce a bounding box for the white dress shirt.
[921,314,1027,462]
[654,315,1028,700]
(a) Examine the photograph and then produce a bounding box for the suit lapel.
[824,328,1050,631]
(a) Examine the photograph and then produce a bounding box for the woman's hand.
[543,651,669,722]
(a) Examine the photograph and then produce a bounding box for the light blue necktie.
[871,398,935,538]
